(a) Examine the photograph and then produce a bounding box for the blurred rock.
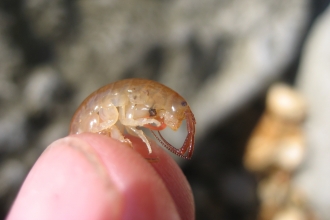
[23,65,62,113]
[54,0,310,144]
[258,171,291,220]
[0,81,18,103]
[273,207,307,220]
[0,160,26,198]
[0,11,23,77]
[37,117,69,151]
[0,108,27,153]
[23,0,71,41]
[0,160,27,212]
[296,3,330,220]
[267,84,306,122]
[244,84,306,173]
[244,83,316,219]
[0,11,22,103]
[274,136,305,172]
[0,0,327,219]
[258,171,316,220]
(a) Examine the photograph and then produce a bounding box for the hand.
[7,133,194,220]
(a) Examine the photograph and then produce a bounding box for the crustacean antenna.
[151,110,195,159]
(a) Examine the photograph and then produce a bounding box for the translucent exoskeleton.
[69,78,196,159]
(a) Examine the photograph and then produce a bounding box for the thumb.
[7,134,182,220]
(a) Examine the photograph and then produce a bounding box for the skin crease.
[7,133,195,220]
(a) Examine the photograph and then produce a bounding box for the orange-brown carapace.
[70,79,196,159]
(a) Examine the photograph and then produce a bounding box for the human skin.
[7,133,194,220]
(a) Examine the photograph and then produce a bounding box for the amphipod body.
[70,78,196,159]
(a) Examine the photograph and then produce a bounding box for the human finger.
[7,133,183,220]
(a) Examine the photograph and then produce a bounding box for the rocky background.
[0,0,330,219]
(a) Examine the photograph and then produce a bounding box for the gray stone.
[296,5,330,220]
[24,65,62,113]
[55,0,309,147]
[0,160,26,197]
[0,108,27,153]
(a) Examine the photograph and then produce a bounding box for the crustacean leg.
[151,110,195,159]
[94,105,133,146]
[98,125,132,147]
[126,126,152,154]
[118,105,163,154]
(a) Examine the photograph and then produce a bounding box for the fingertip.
[124,135,195,220]
[79,133,195,220]
[8,133,185,220]
[8,135,124,220]
[151,153,195,220]
[77,133,182,220]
